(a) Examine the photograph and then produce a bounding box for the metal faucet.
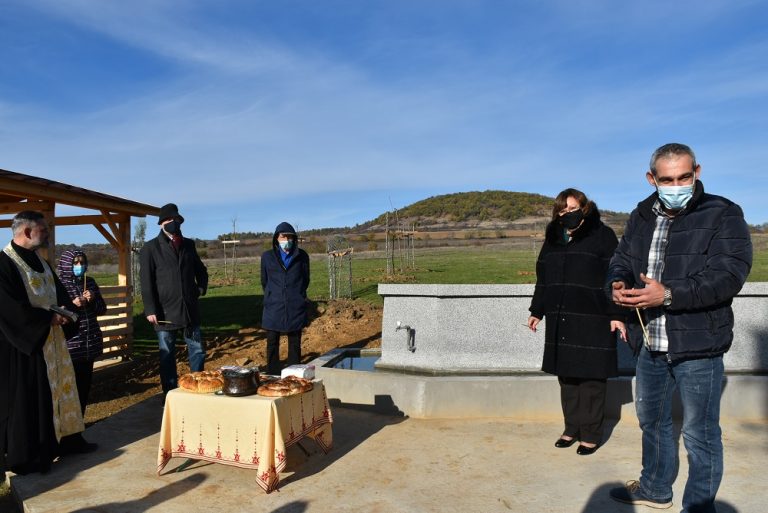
[396,321,416,352]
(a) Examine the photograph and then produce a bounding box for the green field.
[109,246,539,351]
[89,245,765,352]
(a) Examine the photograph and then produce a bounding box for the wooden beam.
[0,200,56,221]
[93,223,119,248]
[100,210,123,242]
[99,285,130,296]
[0,194,25,203]
[117,219,131,287]
[54,214,109,226]
[0,201,27,214]
[39,206,56,264]
[103,305,132,316]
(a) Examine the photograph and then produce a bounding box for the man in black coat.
[607,143,752,512]
[260,222,310,375]
[140,203,208,395]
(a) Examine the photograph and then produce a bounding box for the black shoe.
[576,444,599,455]
[75,441,99,454]
[60,434,99,455]
[554,437,576,448]
[609,480,672,509]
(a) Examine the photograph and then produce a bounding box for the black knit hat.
[157,203,185,225]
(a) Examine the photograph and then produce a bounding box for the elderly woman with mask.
[57,249,107,417]
[55,249,106,454]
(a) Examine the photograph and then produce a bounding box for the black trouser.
[558,376,607,445]
[265,330,302,375]
[71,357,96,416]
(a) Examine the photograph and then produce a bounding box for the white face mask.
[655,178,695,210]
[279,239,293,251]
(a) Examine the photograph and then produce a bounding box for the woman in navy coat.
[260,222,310,375]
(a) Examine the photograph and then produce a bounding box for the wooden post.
[39,201,55,264]
[117,216,131,286]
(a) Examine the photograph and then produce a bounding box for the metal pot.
[221,367,260,396]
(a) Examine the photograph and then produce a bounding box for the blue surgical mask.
[655,179,695,210]
[279,240,293,251]
[73,264,86,277]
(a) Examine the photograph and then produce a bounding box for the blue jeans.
[635,346,724,513]
[157,327,205,394]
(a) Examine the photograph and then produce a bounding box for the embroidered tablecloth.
[157,381,333,493]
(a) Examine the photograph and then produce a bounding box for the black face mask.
[558,209,584,230]
[163,221,181,235]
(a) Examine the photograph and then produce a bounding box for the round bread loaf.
[257,376,313,397]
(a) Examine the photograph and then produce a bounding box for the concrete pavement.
[6,393,766,513]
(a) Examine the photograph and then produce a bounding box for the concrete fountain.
[312,283,768,420]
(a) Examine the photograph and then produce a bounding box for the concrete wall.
[377,282,768,374]
[314,366,768,421]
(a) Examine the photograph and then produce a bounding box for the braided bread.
[257,376,313,397]
[178,370,224,394]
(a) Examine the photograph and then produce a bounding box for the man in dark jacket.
[140,203,208,395]
[260,222,310,375]
[606,143,752,512]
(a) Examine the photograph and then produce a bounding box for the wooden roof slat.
[0,168,160,217]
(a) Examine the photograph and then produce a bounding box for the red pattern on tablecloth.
[157,382,333,493]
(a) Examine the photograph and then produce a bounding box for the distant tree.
[130,219,147,297]
[133,219,146,248]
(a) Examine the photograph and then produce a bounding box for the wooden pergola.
[0,167,160,360]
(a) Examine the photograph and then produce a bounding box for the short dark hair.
[551,188,594,222]
[649,143,697,175]
[11,210,45,235]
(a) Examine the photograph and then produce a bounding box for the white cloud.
[2,0,766,240]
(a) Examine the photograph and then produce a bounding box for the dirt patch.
[85,299,382,425]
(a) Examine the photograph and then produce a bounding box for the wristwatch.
[663,287,672,307]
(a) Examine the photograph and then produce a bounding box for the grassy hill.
[366,190,554,226]
[315,189,630,234]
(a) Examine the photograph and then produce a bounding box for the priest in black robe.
[0,211,85,475]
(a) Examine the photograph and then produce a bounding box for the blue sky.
[1,0,767,243]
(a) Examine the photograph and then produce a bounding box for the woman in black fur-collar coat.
[527,188,626,455]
